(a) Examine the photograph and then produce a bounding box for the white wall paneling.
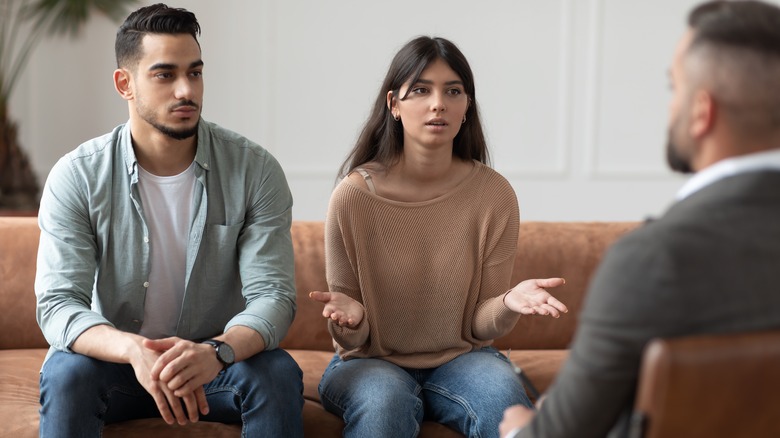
[582,0,698,179]
[15,0,756,222]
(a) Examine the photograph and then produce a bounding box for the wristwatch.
[202,339,235,372]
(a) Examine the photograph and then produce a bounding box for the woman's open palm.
[308,291,365,328]
[504,278,568,318]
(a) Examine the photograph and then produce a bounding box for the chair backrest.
[630,329,780,438]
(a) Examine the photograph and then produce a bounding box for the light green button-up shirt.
[35,119,296,363]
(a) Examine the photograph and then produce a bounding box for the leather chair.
[629,329,780,438]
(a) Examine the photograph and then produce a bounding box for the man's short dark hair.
[115,3,201,69]
[689,0,780,55]
[686,0,780,135]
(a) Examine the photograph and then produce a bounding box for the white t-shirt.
[137,161,196,339]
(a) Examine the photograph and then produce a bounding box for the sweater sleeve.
[324,183,370,350]
[471,178,521,340]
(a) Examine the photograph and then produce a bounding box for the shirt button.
[143,281,150,288]
[203,163,209,169]
[144,236,149,243]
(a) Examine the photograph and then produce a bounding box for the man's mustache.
[170,100,199,111]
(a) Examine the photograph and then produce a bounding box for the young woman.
[309,36,567,438]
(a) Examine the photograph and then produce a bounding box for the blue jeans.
[318,347,532,438]
[39,349,304,438]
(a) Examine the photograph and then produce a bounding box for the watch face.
[217,343,235,364]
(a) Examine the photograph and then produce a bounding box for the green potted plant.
[0,0,137,211]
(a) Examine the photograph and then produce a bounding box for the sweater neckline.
[344,160,484,207]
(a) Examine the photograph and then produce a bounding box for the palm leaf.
[20,0,138,37]
[0,0,137,110]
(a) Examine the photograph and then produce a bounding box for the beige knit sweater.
[325,161,521,368]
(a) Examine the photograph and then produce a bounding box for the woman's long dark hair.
[338,36,489,178]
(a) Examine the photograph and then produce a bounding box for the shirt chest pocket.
[197,222,244,288]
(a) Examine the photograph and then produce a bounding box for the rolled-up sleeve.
[35,157,113,352]
[227,153,296,350]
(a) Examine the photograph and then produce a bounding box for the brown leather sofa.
[0,216,637,437]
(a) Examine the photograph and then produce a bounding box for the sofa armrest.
[0,216,48,350]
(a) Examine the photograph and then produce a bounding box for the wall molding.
[582,0,672,180]
[491,0,573,179]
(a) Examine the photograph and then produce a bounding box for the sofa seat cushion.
[103,418,241,437]
[0,346,566,438]
[508,349,570,398]
[287,349,334,402]
[0,349,44,438]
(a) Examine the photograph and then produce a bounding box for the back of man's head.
[686,1,780,141]
[115,3,201,70]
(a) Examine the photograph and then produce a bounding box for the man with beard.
[35,4,303,437]
[499,1,780,437]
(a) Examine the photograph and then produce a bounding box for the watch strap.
[202,339,233,371]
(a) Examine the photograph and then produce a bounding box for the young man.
[35,4,303,436]
[500,1,780,437]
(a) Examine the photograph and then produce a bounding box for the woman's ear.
[114,68,133,101]
[387,90,400,120]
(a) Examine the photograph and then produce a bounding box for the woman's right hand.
[308,291,365,328]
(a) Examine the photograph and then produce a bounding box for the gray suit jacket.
[517,170,780,438]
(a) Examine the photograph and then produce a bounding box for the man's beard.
[151,119,199,140]
[138,99,200,140]
[666,139,693,174]
[665,120,694,174]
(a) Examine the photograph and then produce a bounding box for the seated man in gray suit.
[500,1,780,437]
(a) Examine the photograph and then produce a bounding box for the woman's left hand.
[308,290,365,328]
[504,278,568,318]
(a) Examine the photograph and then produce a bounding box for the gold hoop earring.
[394,113,400,122]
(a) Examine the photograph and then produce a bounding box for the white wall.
[11,0,719,221]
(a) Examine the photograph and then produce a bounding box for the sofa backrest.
[0,217,638,352]
[0,217,337,351]
[283,221,332,350]
[283,220,640,352]
[496,221,639,350]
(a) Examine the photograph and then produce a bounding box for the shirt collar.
[193,120,212,172]
[121,121,137,176]
[121,119,212,176]
[676,148,780,200]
